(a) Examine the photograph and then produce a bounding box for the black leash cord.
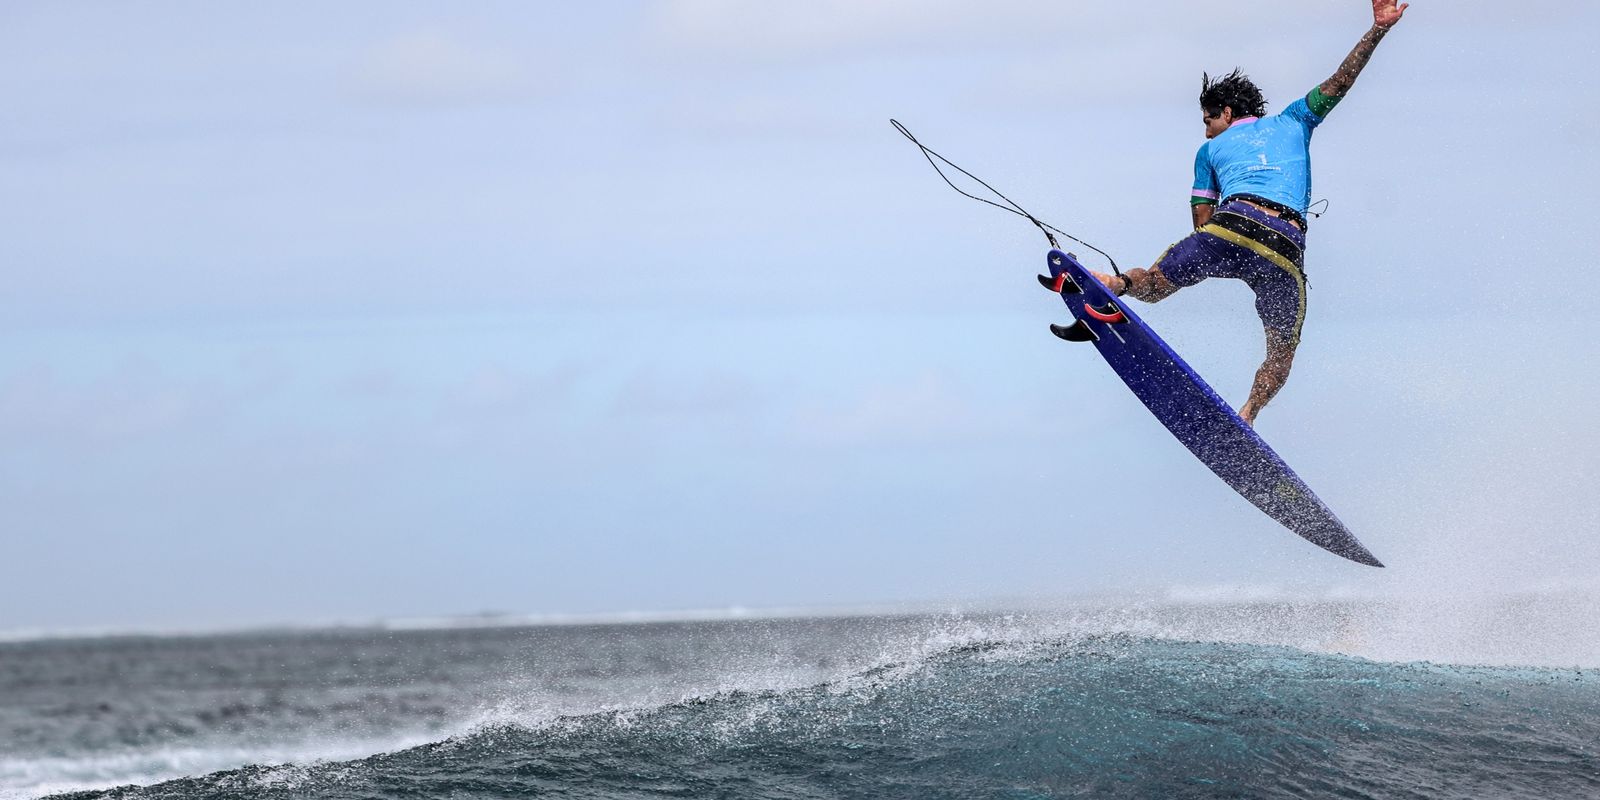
[890,119,1122,277]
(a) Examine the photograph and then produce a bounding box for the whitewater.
[6,593,1599,799]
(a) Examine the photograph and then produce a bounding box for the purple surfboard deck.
[1044,249,1382,567]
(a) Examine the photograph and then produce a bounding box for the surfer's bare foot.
[1239,403,1259,427]
[1091,271,1130,296]
[1096,267,1179,302]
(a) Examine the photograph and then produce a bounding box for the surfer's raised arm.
[1319,1,1408,99]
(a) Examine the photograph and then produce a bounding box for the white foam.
[0,733,441,800]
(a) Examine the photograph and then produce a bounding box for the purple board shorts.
[1156,198,1308,343]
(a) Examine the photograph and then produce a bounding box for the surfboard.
[1039,249,1383,567]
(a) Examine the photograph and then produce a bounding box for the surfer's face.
[1202,106,1234,139]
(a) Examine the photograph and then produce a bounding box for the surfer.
[1091,0,1409,425]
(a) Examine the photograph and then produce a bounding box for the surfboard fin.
[1084,301,1127,324]
[1037,273,1083,294]
[1049,320,1098,342]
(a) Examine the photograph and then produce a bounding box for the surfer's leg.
[1240,328,1297,426]
[1122,267,1180,301]
[1092,231,1210,301]
[1240,272,1307,425]
[1088,266,1179,300]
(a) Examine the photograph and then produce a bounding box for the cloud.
[645,0,1354,63]
[345,30,543,106]
[0,362,222,449]
[611,368,771,420]
[790,371,987,448]
[647,0,1059,60]
[435,362,582,420]
[422,363,586,451]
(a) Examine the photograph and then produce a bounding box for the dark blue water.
[6,612,1598,799]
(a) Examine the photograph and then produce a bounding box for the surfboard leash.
[890,119,1123,278]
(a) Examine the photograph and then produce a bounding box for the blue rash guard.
[1154,89,1343,345]
[1189,94,1326,215]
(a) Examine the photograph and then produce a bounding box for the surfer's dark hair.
[1200,69,1267,118]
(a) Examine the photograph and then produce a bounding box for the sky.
[2,0,1598,633]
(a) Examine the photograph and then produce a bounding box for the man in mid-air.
[1092,0,1409,425]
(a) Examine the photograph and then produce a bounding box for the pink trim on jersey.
[1229,117,1260,127]
[1191,189,1221,200]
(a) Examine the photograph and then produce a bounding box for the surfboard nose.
[1343,545,1385,568]
[1303,519,1384,567]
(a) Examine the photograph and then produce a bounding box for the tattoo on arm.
[1320,25,1390,98]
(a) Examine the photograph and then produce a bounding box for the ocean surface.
[6,601,1599,799]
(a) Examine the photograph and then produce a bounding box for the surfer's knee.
[1267,328,1292,360]
[1127,267,1180,302]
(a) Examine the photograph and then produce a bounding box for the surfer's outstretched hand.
[1372,0,1408,28]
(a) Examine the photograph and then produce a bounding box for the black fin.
[1049,320,1098,342]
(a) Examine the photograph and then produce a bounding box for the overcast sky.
[3,1,1598,633]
